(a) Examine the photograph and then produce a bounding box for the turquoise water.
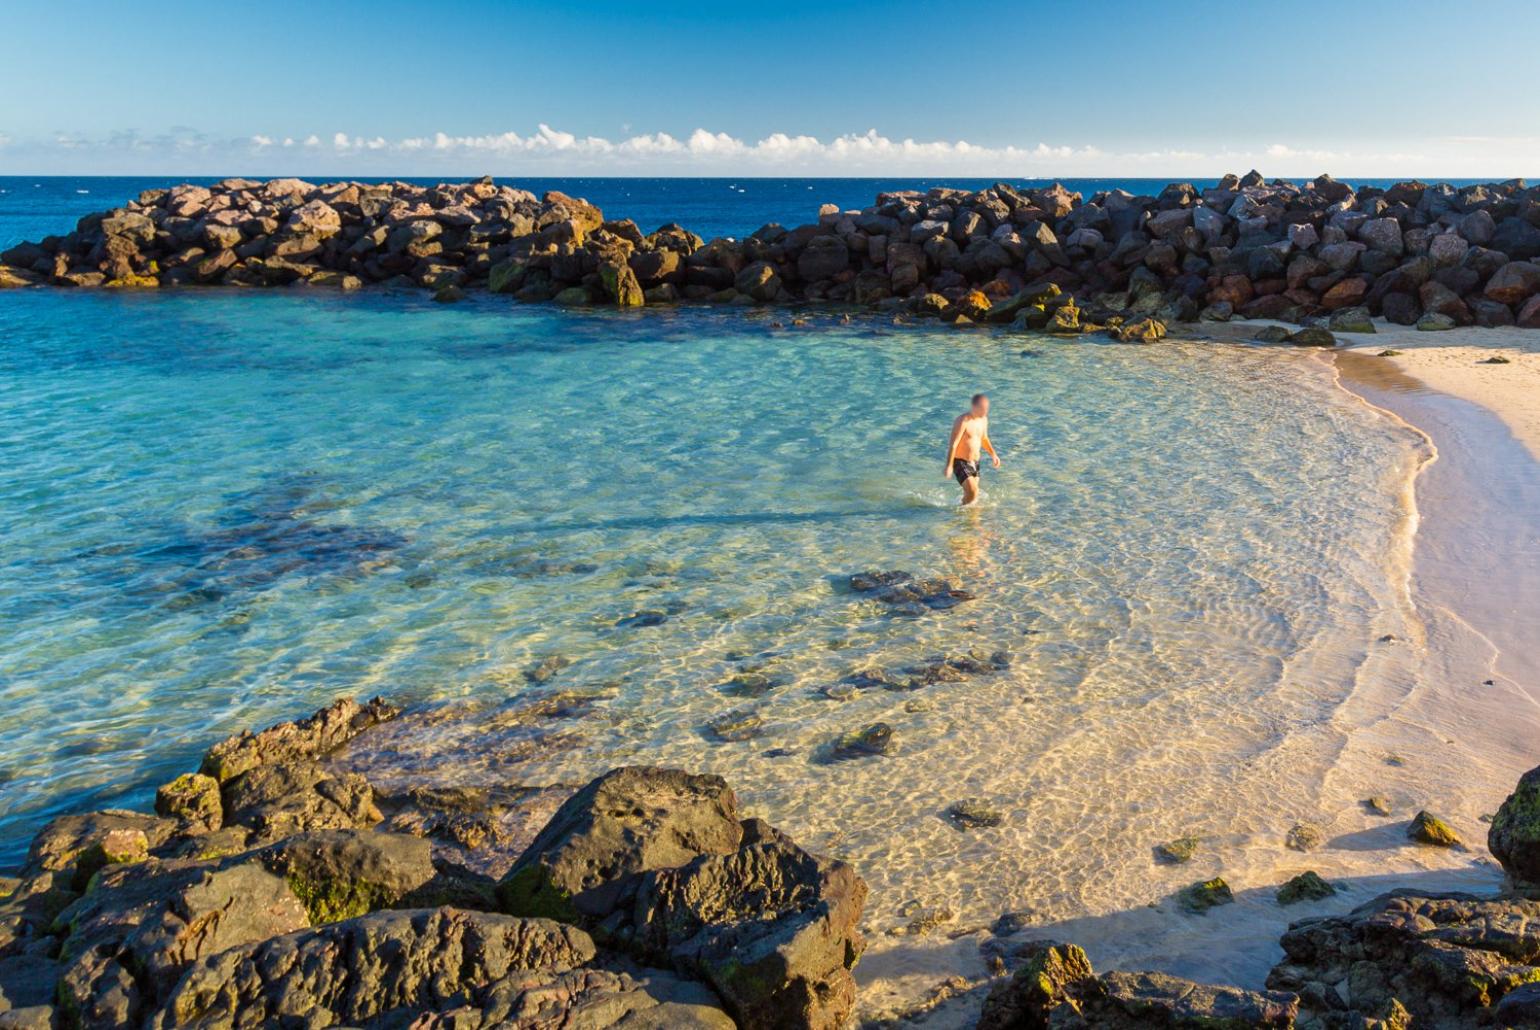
[0,291,1421,927]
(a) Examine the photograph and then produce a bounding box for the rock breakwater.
[5,173,1540,334]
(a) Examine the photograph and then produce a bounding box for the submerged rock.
[705,708,765,743]
[829,722,897,760]
[947,799,1004,829]
[847,569,973,615]
[1153,836,1199,864]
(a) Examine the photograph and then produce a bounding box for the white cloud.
[1,124,1535,178]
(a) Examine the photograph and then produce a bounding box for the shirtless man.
[943,393,1000,506]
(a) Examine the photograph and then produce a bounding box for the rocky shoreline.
[4,175,1540,342]
[4,695,1540,1028]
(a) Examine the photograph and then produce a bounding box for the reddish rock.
[1208,274,1253,308]
[1518,295,1540,329]
[1484,261,1540,305]
[1321,277,1368,310]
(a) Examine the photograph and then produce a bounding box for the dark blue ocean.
[0,175,1497,252]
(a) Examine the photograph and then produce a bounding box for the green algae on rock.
[1277,871,1337,905]
[1153,836,1200,864]
[1490,765,1540,886]
[1177,877,1235,914]
[1408,810,1461,847]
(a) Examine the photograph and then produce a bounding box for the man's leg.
[960,475,979,506]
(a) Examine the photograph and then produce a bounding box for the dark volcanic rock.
[497,767,743,921]
[56,857,310,1025]
[151,908,596,1029]
[221,759,382,842]
[498,766,866,1030]
[1269,891,1540,1025]
[200,695,399,783]
[1490,763,1540,888]
[979,941,1298,1029]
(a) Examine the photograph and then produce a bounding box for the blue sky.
[2,0,1536,176]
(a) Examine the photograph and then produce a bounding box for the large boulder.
[797,236,849,281]
[22,810,177,890]
[1489,764,1540,888]
[200,696,399,783]
[497,767,742,921]
[55,858,310,1026]
[221,759,382,842]
[255,829,435,924]
[979,941,1297,1029]
[499,768,867,1030]
[1269,891,1540,1024]
[627,836,867,1030]
[151,908,595,1029]
[1484,261,1540,305]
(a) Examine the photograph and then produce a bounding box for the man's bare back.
[943,393,1000,506]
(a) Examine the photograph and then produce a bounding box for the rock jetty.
[4,173,1540,333]
[8,694,1540,1028]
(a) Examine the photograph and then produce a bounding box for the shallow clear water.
[0,291,1421,935]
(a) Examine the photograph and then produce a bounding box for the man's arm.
[982,433,1001,468]
[943,417,964,477]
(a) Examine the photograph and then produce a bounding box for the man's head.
[970,393,990,416]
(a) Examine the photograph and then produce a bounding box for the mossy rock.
[831,722,896,759]
[1277,871,1337,905]
[1288,327,1337,348]
[1377,349,1404,357]
[1177,878,1234,914]
[1408,810,1460,847]
[552,286,593,306]
[1154,837,1199,864]
[1364,795,1393,816]
[487,258,527,294]
[286,873,395,925]
[155,773,223,832]
[1253,325,1292,344]
[1489,766,1540,883]
[1482,355,1512,364]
